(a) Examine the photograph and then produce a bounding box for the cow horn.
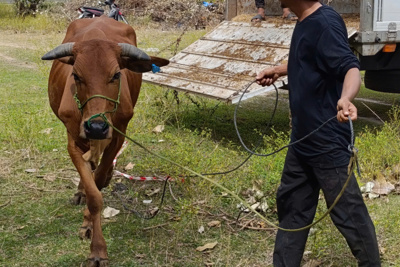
[118,43,151,61]
[41,42,75,60]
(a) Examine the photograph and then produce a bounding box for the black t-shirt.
[288,5,360,168]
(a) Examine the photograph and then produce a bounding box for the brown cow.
[42,16,169,266]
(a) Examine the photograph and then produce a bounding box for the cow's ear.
[121,56,169,73]
[57,56,75,65]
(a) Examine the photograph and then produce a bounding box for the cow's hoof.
[71,192,86,205]
[86,257,109,267]
[79,226,93,240]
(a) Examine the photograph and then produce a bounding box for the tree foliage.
[14,0,43,16]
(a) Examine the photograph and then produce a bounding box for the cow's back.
[62,16,137,45]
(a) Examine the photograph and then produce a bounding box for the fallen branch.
[168,181,179,202]
[361,102,385,124]
[142,223,169,231]
[26,184,59,192]
[0,200,11,208]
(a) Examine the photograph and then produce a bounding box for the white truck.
[143,0,400,103]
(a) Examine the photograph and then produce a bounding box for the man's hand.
[256,65,287,87]
[337,98,357,122]
[337,68,361,123]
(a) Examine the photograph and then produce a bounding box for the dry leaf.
[43,174,56,182]
[379,245,386,255]
[152,125,165,133]
[25,169,37,173]
[103,206,120,218]
[252,180,264,199]
[196,241,218,252]
[149,207,159,216]
[143,199,152,204]
[170,216,181,221]
[251,200,269,212]
[198,225,205,233]
[372,180,395,195]
[40,128,53,134]
[135,253,146,259]
[71,177,80,186]
[145,188,161,197]
[207,220,221,227]
[360,181,375,193]
[368,193,380,199]
[302,259,322,267]
[124,162,135,170]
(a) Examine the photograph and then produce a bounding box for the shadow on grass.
[162,88,292,148]
[160,86,400,149]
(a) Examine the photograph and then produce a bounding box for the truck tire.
[364,70,400,93]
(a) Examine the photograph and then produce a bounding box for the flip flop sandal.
[251,14,265,22]
[284,13,298,20]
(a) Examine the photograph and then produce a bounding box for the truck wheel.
[364,70,400,93]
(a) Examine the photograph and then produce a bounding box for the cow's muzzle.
[84,119,109,140]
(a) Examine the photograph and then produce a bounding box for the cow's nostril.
[84,120,109,139]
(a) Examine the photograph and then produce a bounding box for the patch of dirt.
[0,52,36,69]
[0,40,34,50]
[0,34,38,69]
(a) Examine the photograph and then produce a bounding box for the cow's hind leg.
[79,208,93,240]
[86,257,109,267]
[72,182,87,205]
[94,136,125,190]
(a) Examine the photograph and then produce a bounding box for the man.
[256,0,381,266]
[252,0,297,22]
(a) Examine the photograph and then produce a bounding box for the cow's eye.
[111,72,121,82]
[72,73,80,81]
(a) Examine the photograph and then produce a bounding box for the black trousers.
[255,0,265,8]
[273,148,381,267]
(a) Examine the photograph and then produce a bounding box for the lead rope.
[97,110,358,232]
[73,78,122,128]
[76,77,359,232]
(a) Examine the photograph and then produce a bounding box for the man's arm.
[256,64,288,87]
[337,67,361,122]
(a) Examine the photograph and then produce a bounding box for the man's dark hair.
[282,0,320,8]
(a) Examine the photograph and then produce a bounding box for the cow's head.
[42,39,169,140]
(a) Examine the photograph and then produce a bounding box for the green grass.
[1,10,400,267]
[0,3,68,32]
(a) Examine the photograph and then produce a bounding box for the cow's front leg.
[67,135,108,265]
[72,139,110,205]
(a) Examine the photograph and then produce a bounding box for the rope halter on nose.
[73,78,122,128]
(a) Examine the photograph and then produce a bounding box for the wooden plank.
[225,0,238,20]
[143,19,358,104]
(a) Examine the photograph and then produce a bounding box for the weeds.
[0,3,68,32]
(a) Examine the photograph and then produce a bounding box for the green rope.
[74,79,122,128]
[98,113,357,232]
